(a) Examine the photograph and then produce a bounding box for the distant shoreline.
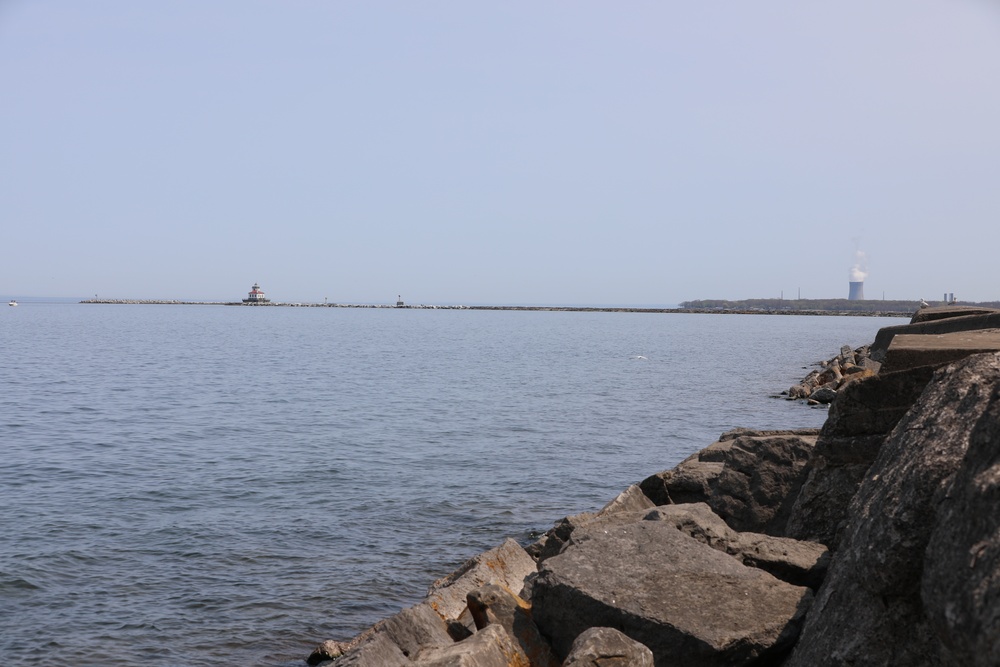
[77,299,914,317]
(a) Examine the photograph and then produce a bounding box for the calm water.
[0,304,906,666]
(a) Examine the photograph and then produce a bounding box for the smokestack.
[849,248,867,301]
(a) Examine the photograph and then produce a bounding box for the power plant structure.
[848,281,865,300]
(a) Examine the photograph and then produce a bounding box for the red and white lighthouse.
[242,282,270,304]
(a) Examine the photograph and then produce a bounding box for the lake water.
[0,304,907,666]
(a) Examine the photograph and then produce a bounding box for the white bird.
[919,298,929,308]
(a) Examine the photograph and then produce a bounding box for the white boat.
[8,300,17,306]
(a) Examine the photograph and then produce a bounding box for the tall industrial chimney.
[849,249,868,301]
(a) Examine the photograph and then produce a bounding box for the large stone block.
[596,483,655,516]
[869,311,1000,361]
[319,632,411,666]
[785,365,938,548]
[880,329,1000,374]
[425,539,537,623]
[820,366,937,439]
[308,602,452,666]
[466,584,559,667]
[414,624,525,667]
[921,369,1000,665]
[530,485,654,562]
[639,430,818,536]
[381,603,455,660]
[787,352,1000,667]
[909,305,1000,325]
[646,503,830,589]
[532,521,812,667]
[561,627,653,667]
[783,457,872,548]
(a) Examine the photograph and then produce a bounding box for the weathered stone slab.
[645,503,829,589]
[322,631,411,666]
[528,511,599,562]
[381,603,455,660]
[808,385,837,403]
[425,539,537,622]
[307,602,452,666]
[639,430,818,536]
[787,352,1000,667]
[308,639,352,666]
[870,311,1000,361]
[718,427,822,440]
[820,366,937,439]
[530,485,655,562]
[909,305,1000,325]
[561,627,653,667]
[413,624,523,667]
[785,364,938,548]
[532,521,813,666]
[784,457,872,548]
[921,366,1000,666]
[466,584,559,667]
[880,329,1000,374]
[596,483,655,516]
[639,453,723,504]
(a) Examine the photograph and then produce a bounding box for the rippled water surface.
[0,304,907,665]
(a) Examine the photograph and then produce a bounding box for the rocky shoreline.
[305,305,1000,667]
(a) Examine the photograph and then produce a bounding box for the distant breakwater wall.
[80,299,228,305]
[79,299,913,317]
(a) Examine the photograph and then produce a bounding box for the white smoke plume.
[850,250,868,282]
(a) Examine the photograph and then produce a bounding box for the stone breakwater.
[79,299,228,305]
[783,343,881,405]
[305,305,1000,667]
[80,299,913,316]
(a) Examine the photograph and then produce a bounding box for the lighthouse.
[242,282,271,304]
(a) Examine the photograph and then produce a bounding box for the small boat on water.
[8,300,17,306]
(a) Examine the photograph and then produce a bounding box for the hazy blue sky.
[2,1,999,304]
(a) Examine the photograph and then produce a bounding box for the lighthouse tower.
[242,283,270,304]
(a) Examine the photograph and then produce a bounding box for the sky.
[2,1,999,305]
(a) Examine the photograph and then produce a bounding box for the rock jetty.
[306,306,1000,667]
[784,343,881,404]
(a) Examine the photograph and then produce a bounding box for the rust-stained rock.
[425,539,537,623]
[467,584,559,667]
